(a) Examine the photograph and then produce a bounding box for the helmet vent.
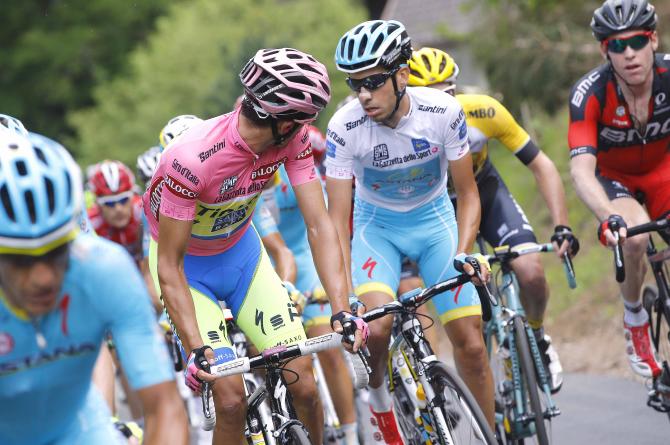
[371,35,384,54]
[298,63,320,74]
[15,160,28,177]
[360,35,369,57]
[439,58,447,72]
[64,171,73,207]
[0,185,15,222]
[44,178,56,214]
[33,145,47,165]
[24,190,36,224]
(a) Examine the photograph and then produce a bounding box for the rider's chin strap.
[270,118,292,146]
[383,66,408,125]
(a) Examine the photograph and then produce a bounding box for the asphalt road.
[551,373,668,444]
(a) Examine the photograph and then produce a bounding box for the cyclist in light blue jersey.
[0,131,187,445]
[327,20,494,441]
[264,165,360,444]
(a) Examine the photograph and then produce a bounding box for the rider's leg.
[444,315,495,429]
[307,322,357,427]
[398,269,441,351]
[211,375,248,444]
[284,354,324,444]
[510,253,548,329]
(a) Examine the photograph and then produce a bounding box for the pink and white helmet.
[240,48,331,123]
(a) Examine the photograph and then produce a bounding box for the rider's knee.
[212,380,247,418]
[517,268,548,295]
[623,234,647,258]
[290,373,320,405]
[453,333,488,370]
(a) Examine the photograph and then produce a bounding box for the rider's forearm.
[157,264,203,352]
[140,382,189,445]
[570,159,615,222]
[455,187,481,254]
[530,154,569,226]
[264,234,297,283]
[307,218,350,313]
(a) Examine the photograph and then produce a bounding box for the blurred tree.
[0,0,175,148]
[466,0,603,114]
[70,0,366,167]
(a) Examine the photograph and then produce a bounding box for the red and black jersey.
[88,194,144,263]
[568,53,670,176]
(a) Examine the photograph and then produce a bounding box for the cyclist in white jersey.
[326,20,495,442]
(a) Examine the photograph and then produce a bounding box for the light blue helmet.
[0,114,29,137]
[0,132,82,255]
[335,20,413,73]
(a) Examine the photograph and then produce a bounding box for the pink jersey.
[143,109,317,255]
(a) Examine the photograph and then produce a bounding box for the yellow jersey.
[456,94,532,176]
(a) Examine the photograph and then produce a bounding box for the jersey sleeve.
[284,126,318,187]
[568,77,601,158]
[486,97,532,152]
[158,146,206,221]
[90,239,173,390]
[444,104,470,161]
[252,193,279,238]
[324,116,354,179]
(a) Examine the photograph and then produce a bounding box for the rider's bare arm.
[527,151,569,226]
[450,153,481,254]
[262,231,297,283]
[139,259,162,315]
[156,216,203,353]
[137,380,189,444]
[325,177,355,291]
[569,153,616,222]
[294,179,350,314]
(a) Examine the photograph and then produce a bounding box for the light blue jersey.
[272,167,330,328]
[252,193,280,239]
[0,235,173,445]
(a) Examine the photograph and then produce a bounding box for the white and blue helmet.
[0,114,29,137]
[0,132,82,255]
[335,20,412,73]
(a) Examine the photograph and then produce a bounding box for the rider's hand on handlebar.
[598,214,628,247]
[551,225,580,258]
[454,253,491,286]
[331,309,369,354]
[185,345,217,392]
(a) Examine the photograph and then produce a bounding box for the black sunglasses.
[606,31,652,54]
[346,68,399,93]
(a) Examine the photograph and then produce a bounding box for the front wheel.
[513,317,549,445]
[284,423,311,445]
[427,361,498,445]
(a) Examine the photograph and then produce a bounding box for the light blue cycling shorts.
[292,247,332,330]
[351,193,481,325]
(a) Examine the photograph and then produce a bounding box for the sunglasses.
[346,68,399,93]
[1,242,71,268]
[97,191,133,208]
[605,31,652,54]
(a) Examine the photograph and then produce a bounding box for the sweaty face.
[603,30,658,87]
[99,194,134,228]
[349,66,402,123]
[0,245,69,317]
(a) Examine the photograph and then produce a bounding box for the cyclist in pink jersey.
[143,48,368,444]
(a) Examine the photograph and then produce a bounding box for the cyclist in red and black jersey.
[88,160,161,314]
[569,0,666,378]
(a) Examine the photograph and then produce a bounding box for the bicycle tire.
[513,317,549,445]
[285,423,311,445]
[427,361,498,445]
[642,285,670,421]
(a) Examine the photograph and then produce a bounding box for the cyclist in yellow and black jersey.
[407,47,580,393]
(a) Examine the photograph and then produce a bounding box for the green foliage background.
[70,0,366,167]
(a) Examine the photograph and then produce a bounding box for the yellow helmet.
[408,47,459,87]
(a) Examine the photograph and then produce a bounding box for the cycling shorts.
[474,162,537,248]
[596,153,670,220]
[351,194,481,324]
[292,247,331,329]
[148,226,306,364]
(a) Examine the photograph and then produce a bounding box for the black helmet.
[591,0,657,41]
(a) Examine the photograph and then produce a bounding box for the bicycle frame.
[486,262,560,437]
[388,310,467,444]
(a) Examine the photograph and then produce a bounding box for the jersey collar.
[230,108,259,159]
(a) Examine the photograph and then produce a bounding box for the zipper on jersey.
[30,317,47,350]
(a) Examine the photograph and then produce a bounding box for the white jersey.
[325,87,469,212]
